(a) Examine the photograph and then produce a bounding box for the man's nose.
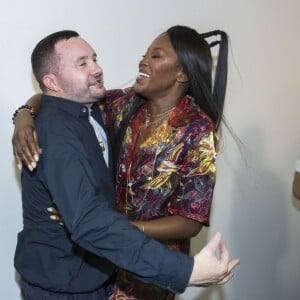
[91,61,103,75]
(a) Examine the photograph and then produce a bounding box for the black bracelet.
[12,104,36,124]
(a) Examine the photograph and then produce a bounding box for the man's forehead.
[55,37,96,57]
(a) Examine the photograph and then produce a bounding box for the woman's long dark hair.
[167,25,228,129]
[114,26,229,165]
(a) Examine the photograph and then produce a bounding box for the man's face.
[53,37,105,106]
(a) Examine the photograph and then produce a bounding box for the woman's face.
[134,33,183,100]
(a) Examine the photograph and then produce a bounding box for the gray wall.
[1,1,300,299]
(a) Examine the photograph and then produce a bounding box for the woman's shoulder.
[171,95,215,133]
[104,87,134,102]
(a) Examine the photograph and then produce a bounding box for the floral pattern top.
[102,89,217,300]
[102,88,217,253]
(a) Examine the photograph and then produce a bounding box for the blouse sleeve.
[101,88,134,128]
[167,127,217,226]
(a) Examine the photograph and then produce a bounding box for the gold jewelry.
[145,114,169,128]
[88,110,106,152]
[145,106,175,128]
[146,106,175,118]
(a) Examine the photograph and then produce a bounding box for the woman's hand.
[12,110,41,171]
[47,206,65,226]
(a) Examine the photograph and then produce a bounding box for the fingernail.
[47,207,53,212]
[28,165,33,171]
[50,215,56,220]
[17,163,22,171]
[34,154,39,162]
[31,162,37,169]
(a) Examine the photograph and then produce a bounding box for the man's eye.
[80,62,87,67]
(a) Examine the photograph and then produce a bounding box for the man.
[15,30,239,299]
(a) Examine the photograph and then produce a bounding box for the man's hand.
[188,232,240,286]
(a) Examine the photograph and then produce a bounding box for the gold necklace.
[146,106,175,118]
[144,114,169,128]
[145,107,175,128]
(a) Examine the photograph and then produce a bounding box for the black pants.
[20,279,109,300]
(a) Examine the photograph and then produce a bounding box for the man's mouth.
[90,78,103,86]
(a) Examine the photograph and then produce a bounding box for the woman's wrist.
[140,222,145,233]
[132,221,145,233]
[12,104,36,124]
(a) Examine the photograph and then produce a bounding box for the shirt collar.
[42,94,94,119]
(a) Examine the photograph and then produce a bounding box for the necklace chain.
[145,106,175,128]
[146,106,175,118]
[88,112,106,152]
[145,114,169,128]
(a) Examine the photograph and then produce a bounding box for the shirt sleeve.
[168,128,217,226]
[38,116,193,293]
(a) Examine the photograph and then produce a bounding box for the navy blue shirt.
[14,95,193,294]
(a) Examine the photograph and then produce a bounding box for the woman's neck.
[145,92,185,116]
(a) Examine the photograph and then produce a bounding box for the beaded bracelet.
[12,104,36,124]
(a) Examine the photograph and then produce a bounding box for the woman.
[293,159,300,200]
[12,25,228,300]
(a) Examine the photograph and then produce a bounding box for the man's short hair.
[31,30,79,91]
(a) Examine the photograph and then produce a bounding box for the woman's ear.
[177,71,188,83]
[42,74,60,92]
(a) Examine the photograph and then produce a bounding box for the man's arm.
[40,112,238,293]
[40,112,193,293]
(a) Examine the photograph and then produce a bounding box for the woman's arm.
[293,171,300,200]
[132,129,217,241]
[132,216,202,240]
[136,127,216,241]
[12,93,42,170]
[292,160,300,200]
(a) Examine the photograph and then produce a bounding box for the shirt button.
[82,107,88,113]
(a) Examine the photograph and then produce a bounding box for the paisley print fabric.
[102,89,217,300]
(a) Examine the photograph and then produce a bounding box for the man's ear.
[42,74,60,92]
[177,71,188,83]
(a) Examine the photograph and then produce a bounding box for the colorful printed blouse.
[102,88,217,300]
[103,88,216,246]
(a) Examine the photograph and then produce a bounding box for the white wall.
[1,1,300,299]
